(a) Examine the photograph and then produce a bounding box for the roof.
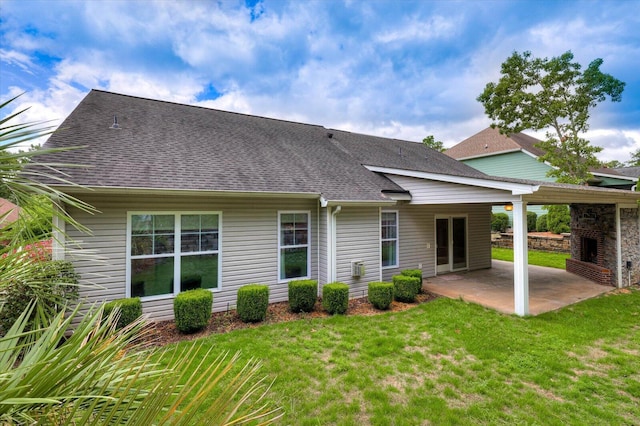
[34,90,484,202]
[0,198,20,226]
[445,127,544,160]
[446,127,636,184]
[613,166,640,178]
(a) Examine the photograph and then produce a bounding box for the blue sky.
[1,0,639,163]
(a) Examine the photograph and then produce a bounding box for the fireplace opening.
[581,237,598,264]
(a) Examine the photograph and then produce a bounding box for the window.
[128,212,220,298]
[279,212,310,281]
[381,211,398,268]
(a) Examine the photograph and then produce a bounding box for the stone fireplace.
[566,203,639,288]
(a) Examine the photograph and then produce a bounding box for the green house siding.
[463,152,551,226]
[462,151,555,182]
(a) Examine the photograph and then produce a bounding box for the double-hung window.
[128,212,220,298]
[381,211,398,268]
[278,212,310,281]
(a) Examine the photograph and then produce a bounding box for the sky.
[1,0,639,164]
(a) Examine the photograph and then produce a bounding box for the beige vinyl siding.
[66,194,318,321]
[386,175,516,204]
[381,204,492,282]
[334,207,380,298]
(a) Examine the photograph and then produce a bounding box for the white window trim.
[381,210,399,269]
[126,211,222,301]
[278,210,311,283]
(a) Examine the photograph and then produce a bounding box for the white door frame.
[435,214,468,274]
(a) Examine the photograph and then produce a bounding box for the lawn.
[155,288,640,425]
[492,247,570,269]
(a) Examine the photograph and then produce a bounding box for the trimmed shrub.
[237,284,269,323]
[401,269,423,294]
[322,282,349,315]
[491,213,509,232]
[546,205,571,234]
[288,279,317,313]
[536,214,548,232]
[103,297,142,330]
[527,211,537,232]
[174,289,212,333]
[393,274,419,303]
[368,282,394,310]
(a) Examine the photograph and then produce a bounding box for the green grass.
[492,247,570,269]
[154,289,640,425]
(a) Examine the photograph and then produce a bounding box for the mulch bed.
[141,292,438,348]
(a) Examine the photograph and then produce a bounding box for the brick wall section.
[491,233,570,253]
[566,258,613,285]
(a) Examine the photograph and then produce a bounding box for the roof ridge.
[90,89,327,130]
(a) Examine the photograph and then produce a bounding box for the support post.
[512,200,529,316]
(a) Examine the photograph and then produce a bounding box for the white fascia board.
[591,171,638,182]
[453,148,521,161]
[365,166,539,196]
[320,198,397,207]
[521,149,541,160]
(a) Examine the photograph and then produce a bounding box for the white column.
[512,200,529,316]
[52,198,65,261]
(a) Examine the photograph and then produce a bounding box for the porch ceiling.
[521,185,640,206]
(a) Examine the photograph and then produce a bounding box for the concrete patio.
[424,260,613,315]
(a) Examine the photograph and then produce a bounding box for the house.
[0,198,20,228]
[613,167,640,190]
[445,127,638,222]
[35,90,640,319]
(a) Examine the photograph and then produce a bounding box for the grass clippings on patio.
[154,287,640,425]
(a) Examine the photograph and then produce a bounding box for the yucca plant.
[0,303,282,424]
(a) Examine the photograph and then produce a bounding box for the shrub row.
[108,268,424,332]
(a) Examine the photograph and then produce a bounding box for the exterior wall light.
[504,204,513,211]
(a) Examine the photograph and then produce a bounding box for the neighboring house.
[445,127,638,224]
[0,198,20,228]
[34,90,640,318]
[613,167,640,191]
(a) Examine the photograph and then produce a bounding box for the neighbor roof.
[445,127,544,160]
[613,166,640,178]
[0,198,20,226]
[34,90,485,202]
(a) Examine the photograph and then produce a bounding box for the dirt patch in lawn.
[141,292,438,348]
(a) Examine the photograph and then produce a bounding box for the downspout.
[330,206,342,283]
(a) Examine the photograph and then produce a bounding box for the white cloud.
[0,49,35,72]
[376,14,459,44]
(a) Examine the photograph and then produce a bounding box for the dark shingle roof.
[35,90,483,202]
[611,166,640,178]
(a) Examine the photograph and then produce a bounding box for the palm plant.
[0,95,282,424]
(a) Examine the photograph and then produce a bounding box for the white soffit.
[365,166,539,196]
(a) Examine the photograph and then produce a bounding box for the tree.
[629,148,640,167]
[478,51,625,184]
[601,159,625,169]
[422,135,445,152]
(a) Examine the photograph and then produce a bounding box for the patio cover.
[367,166,640,316]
